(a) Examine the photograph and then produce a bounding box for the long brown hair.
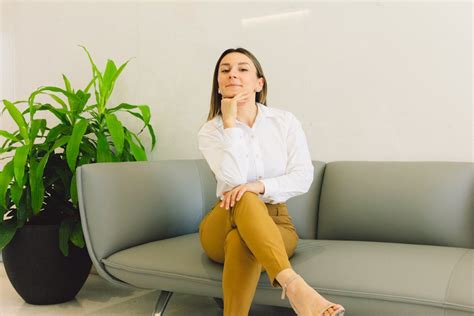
[206,48,268,121]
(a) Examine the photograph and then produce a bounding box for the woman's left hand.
[220,181,265,210]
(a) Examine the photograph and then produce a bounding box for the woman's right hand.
[221,92,251,125]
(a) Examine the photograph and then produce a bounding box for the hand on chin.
[223,92,250,104]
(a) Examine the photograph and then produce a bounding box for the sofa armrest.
[77,160,208,285]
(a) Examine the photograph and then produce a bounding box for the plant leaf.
[130,132,146,151]
[30,153,49,215]
[84,74,98,94]
[125,110,143,121]
[45,125,69,144]
[0,220,16,250]
[66,119,88,172]
[83,104,97,112]
[13,144,30,187]
[96,133,112,162]
[105,113,124,156]
[107,103,137,113]
[3,99,29,143]
[70,171,77,207]
[147,124,157,150]
[70,221,85,248]
[24,103,70,125]
[125,130,146,161]
[106,59,131,103]
[78,153,92,165]
[79,142,95,156]
[50,135,71,154]
[78,45,103,112]
[0,160,14,210]
[46,93,68,111]
[16,194,27,227]
[137,105,151,125]
[0,130,20,142]
[10,181,22,210]
[29,86,79,108]
[75,90,91,113]
[101,60,117,103]
[78,45,103,82]
[29,119,46,141]
[59,218,74,256]
[62,74,73,93]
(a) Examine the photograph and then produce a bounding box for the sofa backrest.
[77,159,473,275]
[78,160,208,264]
[77,158,323,267]
[317,161,473,249]
[197,159,325,240]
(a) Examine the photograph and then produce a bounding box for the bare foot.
[284,274,344,316]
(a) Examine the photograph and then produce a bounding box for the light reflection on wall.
[241,9,311,28]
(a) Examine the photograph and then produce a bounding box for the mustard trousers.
[198,192,299,316]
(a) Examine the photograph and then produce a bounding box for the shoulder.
[259,103,300,126]
[198,116,222,136]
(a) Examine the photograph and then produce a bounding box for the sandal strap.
[316,302,339,315]
[280,273,300,300]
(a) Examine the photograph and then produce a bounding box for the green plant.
[0,45,157,256]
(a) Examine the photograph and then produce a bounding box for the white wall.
[1,0,472,171]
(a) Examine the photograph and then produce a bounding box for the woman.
[198,48,346,316]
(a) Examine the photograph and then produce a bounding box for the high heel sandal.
[280,273,346,316]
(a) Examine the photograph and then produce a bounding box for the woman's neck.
[236,101,258,128]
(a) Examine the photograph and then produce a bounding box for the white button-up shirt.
[197,102,314,204]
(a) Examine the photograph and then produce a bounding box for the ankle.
[276,268,296,287]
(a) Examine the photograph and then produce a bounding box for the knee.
[237,191,262,206]
[199,225,224,264]
[232,192,266,221]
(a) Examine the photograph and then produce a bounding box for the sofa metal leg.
[213,297,224,309]
[152,290,173,316]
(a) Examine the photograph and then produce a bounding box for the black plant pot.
[2,224,92,305]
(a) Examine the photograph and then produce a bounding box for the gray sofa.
[76,160,473,316]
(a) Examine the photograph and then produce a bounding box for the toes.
[324,307,333,316]
[334,304,344,311]
[332,305,345,314]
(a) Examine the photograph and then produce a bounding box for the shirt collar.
[214,102,275,128]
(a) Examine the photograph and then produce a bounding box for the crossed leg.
[199,192,298,316]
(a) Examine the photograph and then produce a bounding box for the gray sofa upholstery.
[76,160,473,315]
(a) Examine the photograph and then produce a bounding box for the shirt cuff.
[258,178,278,200]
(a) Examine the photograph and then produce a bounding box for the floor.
[0,263,295,316]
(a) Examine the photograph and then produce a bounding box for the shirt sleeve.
[258,112,314,202]
[198,122,249,188]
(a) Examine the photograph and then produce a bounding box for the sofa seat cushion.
[102,233,473,313]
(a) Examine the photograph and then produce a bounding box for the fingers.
[236,92,251,101]
[225,193,232,210]
[220,193,230,209]
[235,189,245,202]
[230,91,251,102]
[229,189,240,208]
[219,187,247,210]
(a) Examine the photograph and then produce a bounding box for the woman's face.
[217,52,264,99]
